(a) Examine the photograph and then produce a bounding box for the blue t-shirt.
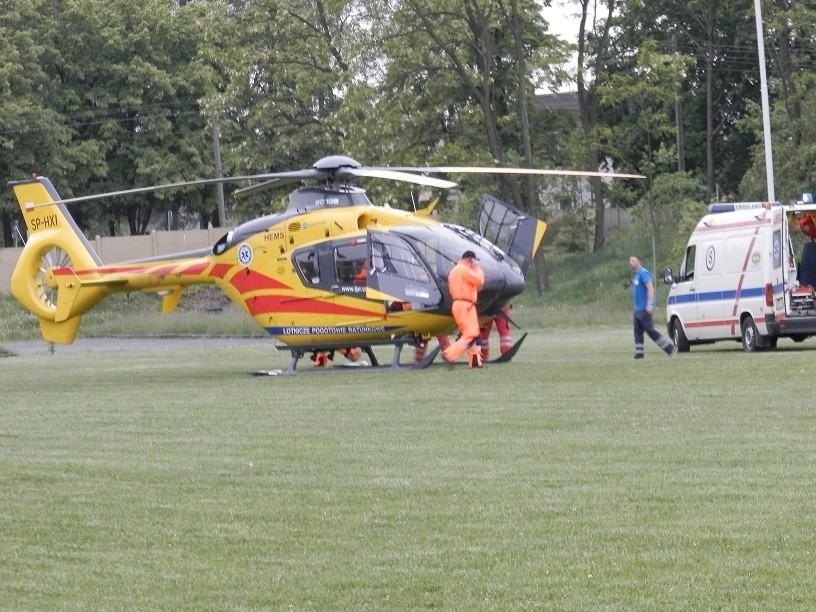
[632,267,652,311]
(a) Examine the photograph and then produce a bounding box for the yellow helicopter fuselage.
[11,178,475,346]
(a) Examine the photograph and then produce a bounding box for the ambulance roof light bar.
[708,202,775,214]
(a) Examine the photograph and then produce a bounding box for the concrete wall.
[0,227,218,294]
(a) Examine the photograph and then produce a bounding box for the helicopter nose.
[476,257,526,312]
[502,267,527,298]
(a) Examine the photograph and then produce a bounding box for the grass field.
[2,327,816,608]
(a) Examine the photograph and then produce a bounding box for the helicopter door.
[478,194,547,274]
[366,231,442,309]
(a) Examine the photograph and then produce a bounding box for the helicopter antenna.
[13,219,26,247]
[410,191,417,213]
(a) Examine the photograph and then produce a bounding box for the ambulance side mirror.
[662,267,675,285]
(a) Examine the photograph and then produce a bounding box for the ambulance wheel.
[672,319,690,352]
[741,316,776,352]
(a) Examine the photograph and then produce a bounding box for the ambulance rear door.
[767,208,786,321]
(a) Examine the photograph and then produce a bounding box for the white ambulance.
[663,196,816,352]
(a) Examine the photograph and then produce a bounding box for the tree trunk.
[2,210,13,248]
[672,36,686,172]
[577,0,615,252]
[506,0,548,292]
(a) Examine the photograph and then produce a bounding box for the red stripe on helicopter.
[229,270,289,293]
[54,265,146,276]
[180,262,209,276]
[210,263,232,278]
[52,267,82,275]
[245,294,376,317]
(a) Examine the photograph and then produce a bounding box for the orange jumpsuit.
[442,258,485,365]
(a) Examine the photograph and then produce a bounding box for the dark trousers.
[633,310,673,357]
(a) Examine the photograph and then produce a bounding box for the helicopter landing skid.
[421,332,528,368]
[252,339,441,376]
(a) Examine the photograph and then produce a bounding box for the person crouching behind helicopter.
[414,334,451,362]
[479,304,513,360]
[442,250,485,368]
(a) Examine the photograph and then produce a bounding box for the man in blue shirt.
[629,255,677,359]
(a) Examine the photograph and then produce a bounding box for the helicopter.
[9,155,641,373]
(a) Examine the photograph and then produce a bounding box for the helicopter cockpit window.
[366,229,443,308]
[294,250,321,285]
[394,226,485,279]
[371,235,429,282]
[334,241,369,285]
[479,196,518,255]
[213,231,233,255]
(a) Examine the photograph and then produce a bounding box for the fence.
[0,227,218,294]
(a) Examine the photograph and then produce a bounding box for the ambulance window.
[680,245,696,281]
[773,230,782,269]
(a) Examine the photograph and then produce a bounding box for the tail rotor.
[35,246,72,312]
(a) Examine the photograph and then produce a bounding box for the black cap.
[462,250,478,260]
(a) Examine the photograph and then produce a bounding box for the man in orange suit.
[442,250,485,368]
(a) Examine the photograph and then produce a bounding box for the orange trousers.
[442,300,481,362]
[480,311,512,359]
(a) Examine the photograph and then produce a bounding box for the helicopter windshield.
[393,225,508,279]
[366,230,442,308]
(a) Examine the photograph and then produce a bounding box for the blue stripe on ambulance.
[669,285,764,304]
[668,286,770,306]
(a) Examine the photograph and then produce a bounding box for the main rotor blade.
[233,176,314,199]
[42,169,324,207]
[391,166,646,180]
[341,168,457,189]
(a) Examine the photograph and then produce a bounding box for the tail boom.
[10,177,217,343]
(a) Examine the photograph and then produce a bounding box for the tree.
[365,0,566,291]
[198,0,362,217]
[614,0,759,202]
[739,0,816,203]
[599,39,692,243]
[0,0,72,245]
[44,0,215,235]
[575,0,616,251]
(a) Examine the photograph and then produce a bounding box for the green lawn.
[2,328,815,608]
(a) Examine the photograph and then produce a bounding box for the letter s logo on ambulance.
[237,243,253,267]
[706,245,716,271]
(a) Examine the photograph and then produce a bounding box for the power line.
[0,101,205,137]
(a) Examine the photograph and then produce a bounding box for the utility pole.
[212,114,226,227]
[754,0,775,202]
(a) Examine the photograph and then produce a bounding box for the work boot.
[340,347,359,362]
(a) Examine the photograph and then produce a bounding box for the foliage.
[550,206,594,253]
[739,74,816,203]
[0,0,814,253]
[632,169,707,262]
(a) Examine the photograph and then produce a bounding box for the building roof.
[535,92,580,114]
